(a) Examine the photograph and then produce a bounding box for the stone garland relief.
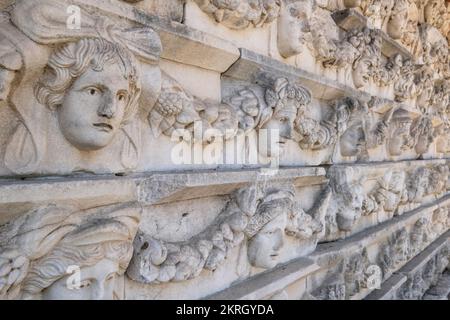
[378,207,450,283]
[188,0,450,98]
[192,0,281,29]
[306,210,450,300]
[149,75,331,159]
[149,75,449,165]
[314,97,442,161]
[327,0,450,54]
[127,183,332,284]
[225,77,336,153]
[125,162,449,288]
[307,248,372,300]
[324,163,450,240]
[422,254,450,300]
[148,74,239,144]
[396,244,449,300]
[205,0,450,101]
[0,0,449,176]
[191,0,362,31]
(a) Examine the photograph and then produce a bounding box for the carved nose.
[282,124,293,140]
[98,105,115,119]
[98,95,117,119]
[273,230,284,251]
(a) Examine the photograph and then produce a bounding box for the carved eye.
[117,92,129,103]
[86,87,100,96]
[279,117,288,123]
[106,273,117,282]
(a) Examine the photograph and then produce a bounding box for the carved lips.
[93,122,114,132]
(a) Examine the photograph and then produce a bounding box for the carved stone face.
[340,122,365,157]
[386,0,408,39]
[247,213,287,269]
[277,0,312,58]
[427,170,446,195]
[382,172,406,211]
[393,230,409,264]
[353,55,374,88]
[401,1,420,47]
[42,259,120,300]
[59,63,131,151]
[259,107,297,158]
[414,127,433,155]
[423,260,436,284]
[389,172,406,193]
[417,76,434,108]
[432,209,447,235]
[411,170,430,201]
[388,117,412,156]
[336,184,364,231]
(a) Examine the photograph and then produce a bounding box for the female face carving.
[337,184,364,231]
[59,63,131,151]
[383,175,405,211]
[340,123,366,157]
[35,38,141,153]
[387,0,408,39]
[42,259,120,300]
[389,118,412,155]
[353,56,373,88]
[247,213,287,269]
[277,0,312,58]
[259,107,297,158]
[389,172,406,192]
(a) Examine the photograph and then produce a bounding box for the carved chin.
[249,254,278,269]
[278,33,304,58]
[279,43,303,59]
[248,239,280,269]
[60,126,116,151]
[415,140,430,155]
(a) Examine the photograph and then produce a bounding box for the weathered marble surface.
[0,0,449,300]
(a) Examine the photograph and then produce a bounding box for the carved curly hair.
[22,241,132,297]
[35,38,141,124]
